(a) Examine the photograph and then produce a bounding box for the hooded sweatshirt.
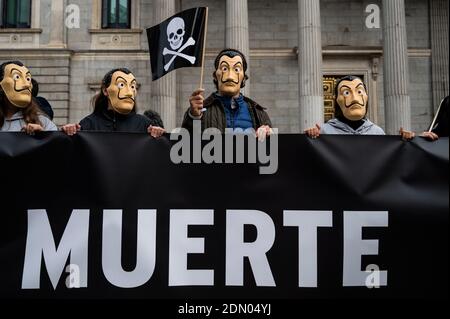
[79,108,151,132]
[0,111,57,132]
[321,118,385,135]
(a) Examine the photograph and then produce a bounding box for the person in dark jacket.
[62,68,164,137]
[144,109,164,128]
[31,78,54,120]
[182,48,272,141]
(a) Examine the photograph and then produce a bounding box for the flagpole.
[199,7,209,90]
[428,97,444,132]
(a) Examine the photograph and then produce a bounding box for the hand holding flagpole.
[428,97,444,132]
[199,7,209,113]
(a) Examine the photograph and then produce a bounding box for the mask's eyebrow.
[356,83,365,90]
[115,76,128,83]
[339,85,352,91]
[219,61,230,68]
[10,68,24,75]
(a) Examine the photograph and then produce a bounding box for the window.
[102,0,131,29]
[0,0,31,28]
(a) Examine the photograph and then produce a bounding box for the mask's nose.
[122,86,134,98]
[18,78,31,91]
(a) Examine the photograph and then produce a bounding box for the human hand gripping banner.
[0,133,448,299]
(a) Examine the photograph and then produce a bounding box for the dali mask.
[104,71,137,114]
[0,63,32,108]
[336,78,368,121]
[215,55,245,97]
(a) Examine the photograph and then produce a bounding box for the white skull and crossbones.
[167,17,185,50]
[163,17,196,71]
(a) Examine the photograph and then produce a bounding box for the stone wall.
[0,0,443,132]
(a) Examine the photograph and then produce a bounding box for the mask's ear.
[212,70,218,88]
[102,87,109,97]
[241,73,248,88]
[240,76,245,88]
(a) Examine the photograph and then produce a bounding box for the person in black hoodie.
[144,109,164,128]
[31,78,54,120]
[62,68,164,137]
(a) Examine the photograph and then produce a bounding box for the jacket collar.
[97,107,135,122]
[204,92,265,110]
[328,117,374,133]
[7,111,24,121]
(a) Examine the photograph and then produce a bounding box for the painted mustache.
[345,102,364,109]
[14,82,31,94]
[118,95,135,102]
[221,79,239,85]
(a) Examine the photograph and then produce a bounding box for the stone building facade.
[0,0,448,133]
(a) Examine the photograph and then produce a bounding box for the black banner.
[0,133,448,299]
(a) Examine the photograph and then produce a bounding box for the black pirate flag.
[147,7,207,81]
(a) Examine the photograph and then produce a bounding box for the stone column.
[48,0,66,48]
[151,0,177,130]
[297,0,323,131]
[382,0,411,133]
[430,0,449,112]
[370,57,380,124]
[226,0,250,95]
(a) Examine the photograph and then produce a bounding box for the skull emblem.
[167,17,185,50]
